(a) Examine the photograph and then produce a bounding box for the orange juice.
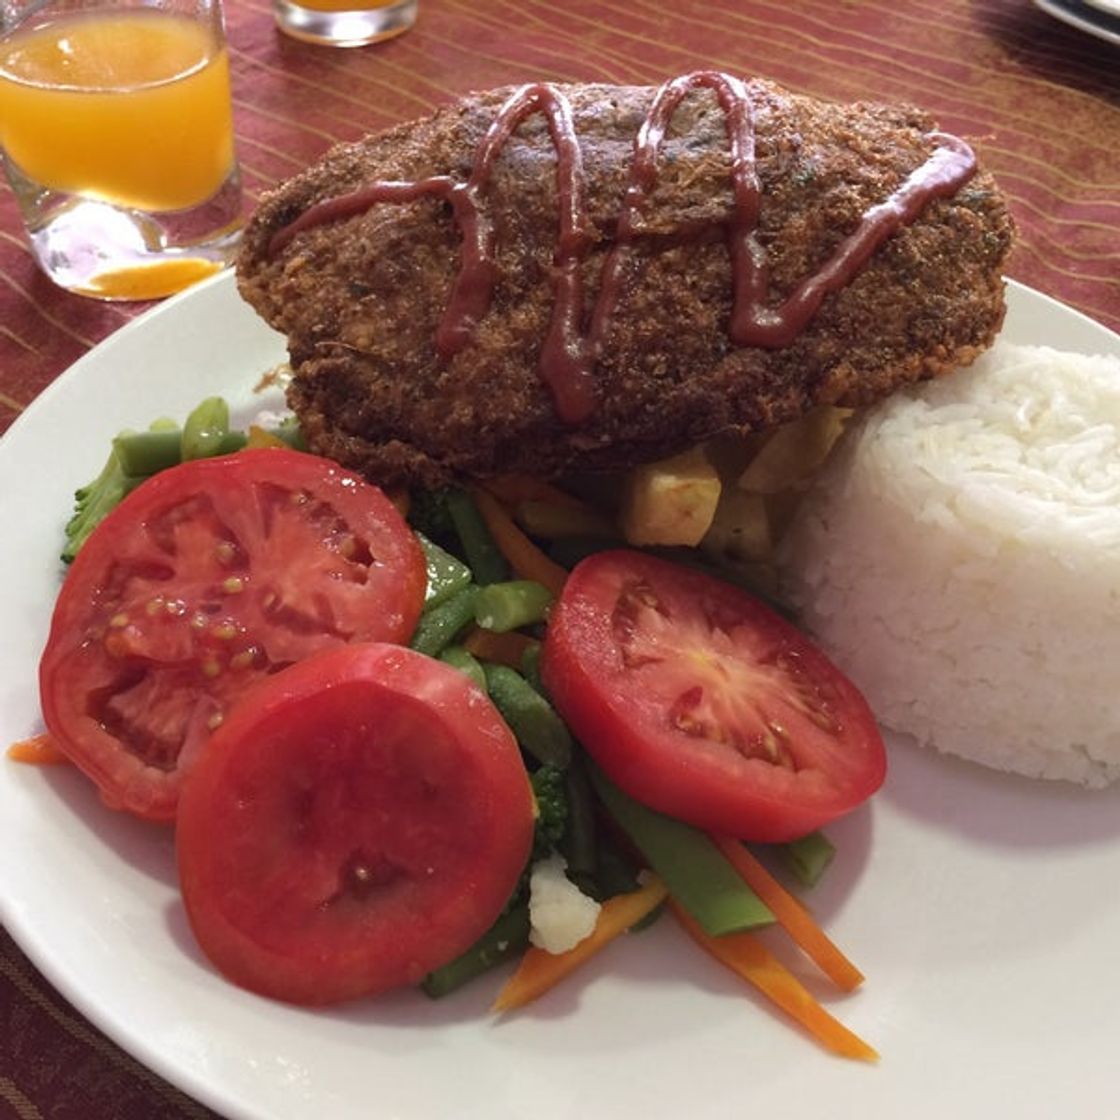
[0,11,235,212]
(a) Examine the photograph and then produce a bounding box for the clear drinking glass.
[0,0,243,300]
[272,0,416,48]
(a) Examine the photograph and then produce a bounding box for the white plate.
[1033,0,1120,45]
[3,273,1120,1120]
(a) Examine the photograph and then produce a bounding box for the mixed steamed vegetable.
[25,397,885,1059]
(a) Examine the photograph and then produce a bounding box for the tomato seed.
[806,706,842,734]
[337,849,402,900]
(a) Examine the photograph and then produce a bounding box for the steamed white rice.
[778,340,1120,787]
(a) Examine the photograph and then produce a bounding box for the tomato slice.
[176,642,534,1005]
[39,449,426,821]
[541,550,886,842]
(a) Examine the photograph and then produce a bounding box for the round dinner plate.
[2,272,1120,1120]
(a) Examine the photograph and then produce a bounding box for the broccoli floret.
[531,764,569,861]
[498,765,569,917]
[274,414,307,451]
[61,446,139,563]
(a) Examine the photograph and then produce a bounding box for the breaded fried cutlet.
[237,72,1014,489]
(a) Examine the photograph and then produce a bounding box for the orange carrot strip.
[469,486,568,597]
[245,424,289,449]
[7,733,70,766]
[481,473,587,511]
[463,627,536,669]
[712,834,864,992]
[492,875,669,1013]
[671,901,878,1062]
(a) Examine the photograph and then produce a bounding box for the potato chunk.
[620,447,721,547]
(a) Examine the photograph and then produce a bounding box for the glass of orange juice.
[0,0,243,300]
[273,0,416,47]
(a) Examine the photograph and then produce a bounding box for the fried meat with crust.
[237,77,1014,489]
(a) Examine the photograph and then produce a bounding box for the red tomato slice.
[541,550,886,842]
[177,642,534,1005]
[39,449,426,821]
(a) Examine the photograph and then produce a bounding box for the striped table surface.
[1,0,1118,1116]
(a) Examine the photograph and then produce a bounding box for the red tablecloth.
[2,0,1118,1115]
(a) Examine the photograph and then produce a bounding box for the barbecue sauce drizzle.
[268,71,977,425]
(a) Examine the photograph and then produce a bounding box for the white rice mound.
[778,340,1120,788]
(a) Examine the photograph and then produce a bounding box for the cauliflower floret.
[528,853,601,954]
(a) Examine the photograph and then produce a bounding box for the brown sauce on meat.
[268,71,977,425]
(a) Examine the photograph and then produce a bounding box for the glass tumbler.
[0,0,243,300]
[272,0,417,48]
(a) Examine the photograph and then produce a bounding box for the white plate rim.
[1077,0,1120,21]
[1032,0,1120,46]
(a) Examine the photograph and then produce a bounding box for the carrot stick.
[463,626,537,669]
[492,875,669,1013]
[671,901,878,1062]
[711,834,864,992]
[7,733,70,766]
[481,473,587,511]
[245,424,289,449]
[469,486,568,597]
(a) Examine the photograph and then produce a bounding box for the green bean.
[778,830,836,889]
[112,429,186,476]
[181,396,231,461]
[590,765,774,936]
[112,427,247,476]
[482,663,572,768]
[409,585,479,657]
[590,841,640,899]
[473,580,553,633]
[420,904,530,998]
[579,838,661,933]
[520,642,544,694]
[416,532,473,609]
[445,488,509,585]
[438,644,487,691]
[560,750,597,880]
